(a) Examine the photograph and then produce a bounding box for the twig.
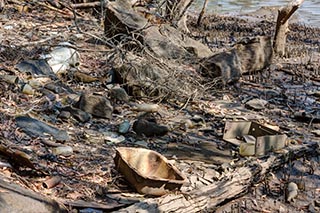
[71,1,107,9]
[19,35,62,47]
[197,0,208,26]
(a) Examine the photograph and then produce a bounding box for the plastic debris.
[41,42,80,74]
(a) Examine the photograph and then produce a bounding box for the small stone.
[308,202,317,213]
[16,116,70,141]
[76,93,113,119]
[132,103,160,113]
[103,132,125,144]
[118,120,130,134]
[59,111,71,119]
[311,130,320,137]
[286,182,298,202]
[245,98,268,110]
[62,106,91,123]
[135,140,149,148]
[109,87,129,102]
[52,146,73,156]
[21,84,34,95]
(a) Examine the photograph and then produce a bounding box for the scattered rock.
[134,140,149,148]
[245,98,268,110]
[103,131,126,144]
[0,177,66,212]
[132,103,160,113]
[109,86,129,102]
[21,83,34,95]
[286,182,298,202]
[199,36,273,84]
[76,93,113,119]
[61,106,91,123]
[133,118,169,137]
[52,146,73,156]
[58,110,71,120]
[104,0,148,37]
[16,116,70,141]
[118,120,130,134]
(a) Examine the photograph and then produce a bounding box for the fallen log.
[273,0,305,56]
[119,142,319,212]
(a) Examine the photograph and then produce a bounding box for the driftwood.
[143,24,212,59]
[119,142,319,212]
[199,36,273,84]
[273,0,305,56]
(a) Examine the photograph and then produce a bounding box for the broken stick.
[197,0,208,26]
[273,0,305,56]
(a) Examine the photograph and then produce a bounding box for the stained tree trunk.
[197,0,209,25]
[273,0,305,56]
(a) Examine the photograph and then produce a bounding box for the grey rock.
[109,87,129,102]
[76,93,113,119]
[118,120,130,134]
[133,118,169,137]
[62,106,91,123]
[245,98,268,110]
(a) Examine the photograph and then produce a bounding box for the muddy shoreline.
[0,2,320,212]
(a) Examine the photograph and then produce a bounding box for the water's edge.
[192,0,319,27]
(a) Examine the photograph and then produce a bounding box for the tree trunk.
[273,0,305,56]
[197,0,208,26]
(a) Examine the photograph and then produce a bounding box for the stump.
[273,0,305,56]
